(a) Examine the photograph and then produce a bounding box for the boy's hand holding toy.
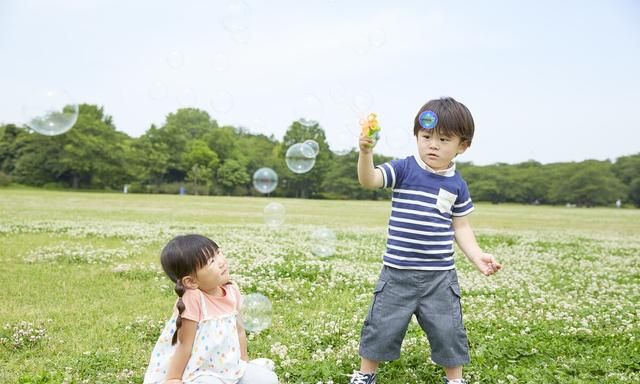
[359,113,381,149]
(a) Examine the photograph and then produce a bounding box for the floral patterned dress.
[144,287,247,384]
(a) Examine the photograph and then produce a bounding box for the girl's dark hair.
[413,97,475,146]
[160,234,219,345]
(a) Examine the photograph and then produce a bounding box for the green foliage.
[0,171,11,186]
[280,120,332,198]
[217,159,250,194]
[1,105,638,206]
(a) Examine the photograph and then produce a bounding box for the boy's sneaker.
[350,371,376,384]
[443,378,467,384]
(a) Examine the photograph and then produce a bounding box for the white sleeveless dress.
[144,288,247,384]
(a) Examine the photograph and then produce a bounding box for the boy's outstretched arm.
[452,215,502,276]
[357,134,384,189]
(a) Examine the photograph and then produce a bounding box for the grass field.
[1,188,639,383]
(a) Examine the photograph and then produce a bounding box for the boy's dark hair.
[160,234,219,345]
[413,97,475,146]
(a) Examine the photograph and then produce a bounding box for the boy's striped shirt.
[376,155,474,270]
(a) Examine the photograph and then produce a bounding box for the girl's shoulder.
[178,289,205,322]
[224,281,243,309]
[224,281,241,298]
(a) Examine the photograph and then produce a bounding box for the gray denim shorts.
[359,265,470,367]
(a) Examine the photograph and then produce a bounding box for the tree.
[216,159,250,195]
[550,160,626,207]
[56,104,130,188]
[12,104,129,189]
[280,121,331,198]
[629,178,640,207]
[182,140,220,195]
[613,154,640,206]
[129,131,170,186]
[0,124,28,174]
[152,108,218,181]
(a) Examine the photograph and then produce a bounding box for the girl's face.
[191,248,230,295]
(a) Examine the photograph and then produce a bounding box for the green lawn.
[1,189,638,383]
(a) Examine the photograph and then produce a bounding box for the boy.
[351,97,502,384]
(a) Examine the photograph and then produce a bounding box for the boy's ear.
[457,140,470,155]
[181,275,198,289]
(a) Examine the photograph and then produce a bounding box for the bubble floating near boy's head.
[418,110,438,130]
[413,97,475,146]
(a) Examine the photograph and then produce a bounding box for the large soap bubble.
[240,293,272,332]
[285,143,316,174]
[252,167,278,194]
[23,90,78,136]
[263,202,285,228]
[310,227,337,258]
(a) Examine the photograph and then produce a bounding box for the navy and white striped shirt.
[377,155,474,270]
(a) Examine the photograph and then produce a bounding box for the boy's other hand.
[473,253,502,276]
[359,133,374,154]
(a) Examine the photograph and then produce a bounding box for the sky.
[1,0,639,165]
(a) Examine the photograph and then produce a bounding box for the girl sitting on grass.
[143,234,278,384]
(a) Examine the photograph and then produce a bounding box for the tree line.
[0,104,638,207]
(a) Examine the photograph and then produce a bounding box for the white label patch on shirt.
[436,188,457,214]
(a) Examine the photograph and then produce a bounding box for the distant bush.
[0,172,10,187]
[42,182,66,190]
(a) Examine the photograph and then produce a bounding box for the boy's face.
[416,129,468,171]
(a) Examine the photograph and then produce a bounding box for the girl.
[144,234,278,384]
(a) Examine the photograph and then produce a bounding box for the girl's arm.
[230,281,249,361]
[452,215,502,276]
[165,319,198,383]
[237,320,249,361]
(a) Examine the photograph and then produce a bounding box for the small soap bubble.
[240,293,272,332]
[263,202,285,228]
[210,90,234,114]
[310,227,337,258]
[221,0,251,34]
[303,139,320,156]
[252,168,278,194]
[293,94,324,124]
[167,50,184,69]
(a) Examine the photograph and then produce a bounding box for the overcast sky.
[1,0,639,165]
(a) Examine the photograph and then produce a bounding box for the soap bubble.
[221,0,251,34]
[303,139,320,156]
[293,94,324,124]
[167,50,184,69]
[285,143,316,174]
[210,90,234,114]
[263,202,285,228]
[240,293,272,332]
[310,227,337,257]
[252,167,278,194]
[23,90,78,136]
